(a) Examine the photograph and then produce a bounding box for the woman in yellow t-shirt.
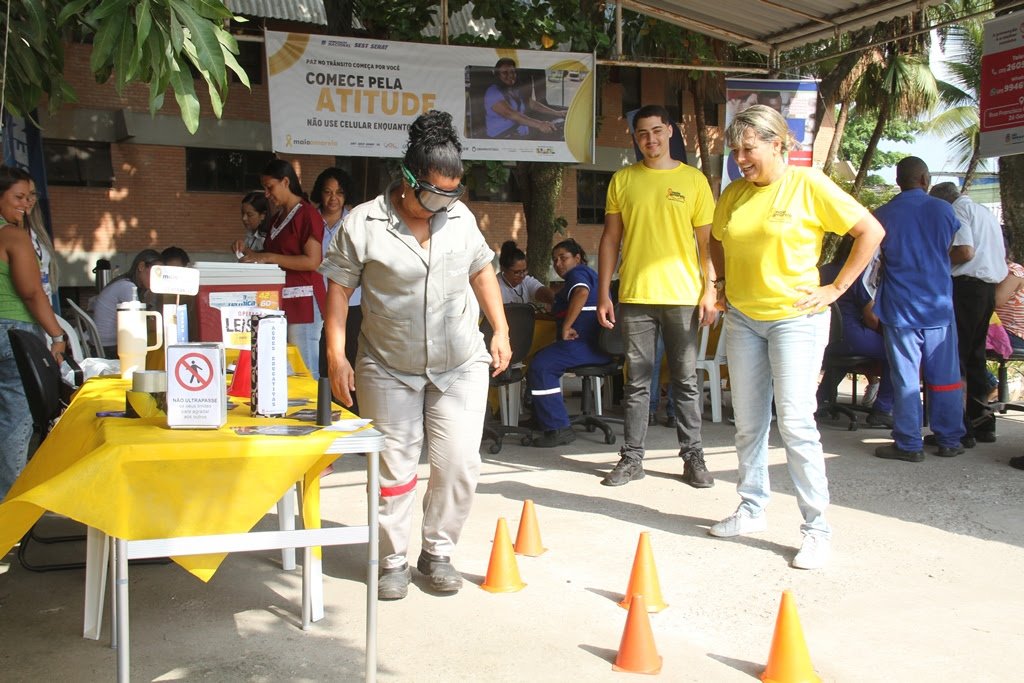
[707,105,884,570]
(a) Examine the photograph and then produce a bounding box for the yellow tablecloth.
[0,374,365,581]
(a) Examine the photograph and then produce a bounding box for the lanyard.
[269,202,303,241]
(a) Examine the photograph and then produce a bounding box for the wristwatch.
[49,333,66,343]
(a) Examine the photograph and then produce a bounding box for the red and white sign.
[166,344,226,429]
[979,12,1024,158]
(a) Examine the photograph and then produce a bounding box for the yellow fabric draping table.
[0,372,368,581]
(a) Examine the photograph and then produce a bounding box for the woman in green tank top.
[0,166,67,499]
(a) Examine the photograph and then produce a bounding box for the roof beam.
[620,0,773,51]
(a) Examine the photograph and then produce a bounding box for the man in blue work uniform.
[873,157,965,462]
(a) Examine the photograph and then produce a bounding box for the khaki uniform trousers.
[355,355,488,570]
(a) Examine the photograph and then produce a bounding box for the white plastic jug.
[117,298,163,380]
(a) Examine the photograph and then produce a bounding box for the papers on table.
[324,418,372,432]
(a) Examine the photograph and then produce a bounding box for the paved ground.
[2,383,1023,682]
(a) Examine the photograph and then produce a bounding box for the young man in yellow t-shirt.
[596,105,718,488]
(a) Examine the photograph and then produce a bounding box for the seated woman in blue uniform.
[528,238,611,447]
[815,237,894,427]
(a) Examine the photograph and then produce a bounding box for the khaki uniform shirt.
[319,184,493,391]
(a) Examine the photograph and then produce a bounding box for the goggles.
[401,165,464,213]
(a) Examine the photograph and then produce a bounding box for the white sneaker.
[861,381,879,407]
[791,533,830,570]
[708,509,767,538]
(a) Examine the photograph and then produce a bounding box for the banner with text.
[979,12,1024,158]
[722,79,818,192]
[265,31,595,163]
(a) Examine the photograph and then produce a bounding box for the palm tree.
[928,4,988,189]
[850,18,938,196]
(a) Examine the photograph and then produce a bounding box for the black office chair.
[8,328,83,571]
[817,302,876,431]
[566,315,625,445]
[988,348,1024,416]
[480,303,535,454]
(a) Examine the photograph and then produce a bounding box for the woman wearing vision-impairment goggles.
[319,110,510,601]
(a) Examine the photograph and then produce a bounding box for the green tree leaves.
[3,0,247,133]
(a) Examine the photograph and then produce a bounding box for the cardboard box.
[166,343,227,429]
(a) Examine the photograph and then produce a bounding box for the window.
[42,140,114,187]
[185,148,274,193]
[332,156,394,204]
[610,66,641,116]
[577,170,612,224]
[234,40,264,85]
[466,164,522,203]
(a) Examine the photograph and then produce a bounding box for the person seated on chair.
[815,236,894,427]
[160,246,190,268]
[91,249,162,359]
[995,234,1024,353]
[527,238,610,447]
[496,240,554,308]
[484,58,566,140]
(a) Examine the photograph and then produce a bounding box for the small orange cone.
[228,349,252,398]
[761,590,821,683]
[612,594,662,674]
[618,531,668,612]
[514,499,547,556]
[481,517,526,593]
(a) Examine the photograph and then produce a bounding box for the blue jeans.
[725,307,831,537]
[287,300,323,380]
[0,319,42,500]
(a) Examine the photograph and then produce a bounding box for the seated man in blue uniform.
[527,239,610,447]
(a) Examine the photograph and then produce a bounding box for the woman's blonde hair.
[725,104,793,154]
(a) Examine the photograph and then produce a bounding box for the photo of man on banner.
[466,58,568,141]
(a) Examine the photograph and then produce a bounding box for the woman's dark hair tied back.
[404,110,463,180]
[261,158,307,200]
[553,237,586,264]
[499,240,527,270]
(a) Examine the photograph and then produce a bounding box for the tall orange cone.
[618,531,668,611]
[514,499,547,556]
[481,517,526,593]
[612,594,662,674]
[761,590,821,683]
[228,349,252,398]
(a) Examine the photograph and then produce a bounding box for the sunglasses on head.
[401,165,464,214]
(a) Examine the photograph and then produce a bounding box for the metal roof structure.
[225,0,327,26]
[620,0,951,54]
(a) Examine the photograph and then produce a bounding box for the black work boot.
[378,564,411,600]
[416,551,463,593]
[601,456,645,486]
[681,448,714,488]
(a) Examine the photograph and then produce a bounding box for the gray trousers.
[620,304,702,460]
[355,356,488,570]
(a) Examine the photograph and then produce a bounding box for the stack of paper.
[195,262,285,286]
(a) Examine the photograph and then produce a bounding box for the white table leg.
[366,450,379,683]
[83,527,109,640]
[277,485,297,571]
[115,538,130,683]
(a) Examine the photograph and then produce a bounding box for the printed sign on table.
[209,290,280,349]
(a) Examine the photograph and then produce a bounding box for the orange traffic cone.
[481,517,526,593]
[228,349,252,398]
[612,594,662,674]
[514,499,547,556]
[761,590,821,683]
[618,531,668,612]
